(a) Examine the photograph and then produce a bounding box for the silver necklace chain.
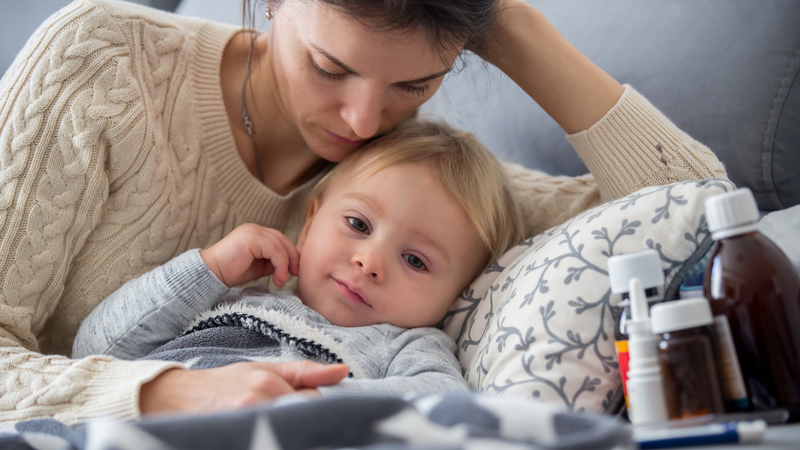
[241,38,265,183]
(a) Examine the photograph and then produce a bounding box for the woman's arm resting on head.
[475,0,727,236]
[476,0,624,134]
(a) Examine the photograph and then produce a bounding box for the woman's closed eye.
[313,59,429,96]
[400,84,429,97]
[314,61,346,81]
[346,217,370,234]
[403,254,428,271]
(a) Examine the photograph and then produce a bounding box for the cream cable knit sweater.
[0,0,725,426]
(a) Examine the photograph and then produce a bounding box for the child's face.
[296,161,486,328]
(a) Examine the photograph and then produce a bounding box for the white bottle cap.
[705,188,759,240]
[650,297,713,334]
[608,250,665,294]
[737,420,767,444]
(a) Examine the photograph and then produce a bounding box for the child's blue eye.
[404,254,427,271]
[347,217,370,234]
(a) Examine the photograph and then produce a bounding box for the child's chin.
[325,312,376,328]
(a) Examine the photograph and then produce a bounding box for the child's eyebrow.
[344,192,385,216]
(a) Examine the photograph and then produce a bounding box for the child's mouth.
[333,278,371,307]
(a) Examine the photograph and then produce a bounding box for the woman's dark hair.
[242,0,498,54]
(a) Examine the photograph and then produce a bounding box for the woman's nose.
[352,251,384,284]
[340,84,384,139]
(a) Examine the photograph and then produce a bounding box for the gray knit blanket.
[0,393,631,450]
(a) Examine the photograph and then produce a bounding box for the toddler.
[73,121,525,397]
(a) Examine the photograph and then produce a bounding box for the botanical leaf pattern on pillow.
[442,179,735,412]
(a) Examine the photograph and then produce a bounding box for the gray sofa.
[423,0,800,212]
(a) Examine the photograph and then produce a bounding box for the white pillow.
[442,179,735,412]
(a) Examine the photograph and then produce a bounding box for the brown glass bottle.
[659,327,725,419]
[703,231,800,418]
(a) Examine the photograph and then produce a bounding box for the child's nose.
[352,251,384,284]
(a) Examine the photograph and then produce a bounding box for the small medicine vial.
[608,250,665,411]
[651,297,725,420]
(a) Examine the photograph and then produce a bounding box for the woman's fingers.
[239,364,297,399]
[140,361,347,415]
[259,361,350,389]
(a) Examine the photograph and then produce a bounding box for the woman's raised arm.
[476,0,624,134]
[472,0,727,236]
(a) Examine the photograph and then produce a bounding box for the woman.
[0,0,725,425]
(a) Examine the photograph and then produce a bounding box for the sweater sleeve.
[506,85,728,237]
[73,249,230,360]
[0,0,183,426]
[317,328,470,397]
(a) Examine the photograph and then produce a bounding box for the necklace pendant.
[242,107,254,137]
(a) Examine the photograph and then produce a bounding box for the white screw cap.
[608,250,664,294]
[650,297,713,334]
[705,188,759,240]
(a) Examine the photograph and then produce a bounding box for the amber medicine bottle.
[651,298,725,419]
[703,188,800,420]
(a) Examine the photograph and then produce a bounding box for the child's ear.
[296,198,320,253]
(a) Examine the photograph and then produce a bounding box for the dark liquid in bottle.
[659,327,725,419]
[703,232,800,420]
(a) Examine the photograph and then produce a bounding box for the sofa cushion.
[442,178,735,412]
[422,0,800,211]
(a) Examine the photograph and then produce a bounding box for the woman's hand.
[199,223,299,288]
[474,0,624,134]
[139,361,348,415]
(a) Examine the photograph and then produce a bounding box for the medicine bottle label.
[615,340,630,408]
[711,315,749,410]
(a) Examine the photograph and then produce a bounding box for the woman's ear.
[296,198,320,253]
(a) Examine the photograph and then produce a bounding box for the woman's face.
[267,0,462,162]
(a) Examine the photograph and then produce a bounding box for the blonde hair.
[308,120,525,267]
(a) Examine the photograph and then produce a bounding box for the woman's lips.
[324,129,366,146]
[334,279,371,307]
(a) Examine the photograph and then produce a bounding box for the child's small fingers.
[259,234,291,285]
[264,229,300,277]
[274,264,290,287]
[273,231,301,276]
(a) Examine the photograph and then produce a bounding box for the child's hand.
[199,224,300,287]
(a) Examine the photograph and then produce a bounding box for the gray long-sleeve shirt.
[72,249,469,397]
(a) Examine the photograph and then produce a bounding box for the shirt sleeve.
[505,85,729,237]
[72,249,230,360]
[317,328,470,397]
[0,0,190,426]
